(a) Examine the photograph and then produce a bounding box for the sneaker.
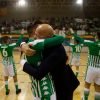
[6,89,10,95]
[16,89,21,94]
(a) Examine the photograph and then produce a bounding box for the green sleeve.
[16,34,24,47]
[64,38,74,47]
[44,35,64,48]
[73,34,93,46]
[83,40,94,46]
[73,34,84,43]
[9,34,23,49]
[28,39,44,51]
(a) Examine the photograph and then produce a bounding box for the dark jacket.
[23,44,80,100]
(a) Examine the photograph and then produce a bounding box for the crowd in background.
[0,17,100,35]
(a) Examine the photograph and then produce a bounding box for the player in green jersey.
[64,38,83,77]
[21,24,65,100]
[0,33,23,95]
[70,28,100,100]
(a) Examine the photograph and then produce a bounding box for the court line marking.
[0,66,22,92]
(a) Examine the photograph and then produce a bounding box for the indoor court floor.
[0,48,95,100]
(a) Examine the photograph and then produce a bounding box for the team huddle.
[0,21,100,100]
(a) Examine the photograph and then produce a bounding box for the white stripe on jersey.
[38,81,42,97]
[1,46,8,48]
[28,39,44,46]
[9,43,16,46]
[31,79,38,97]
[84,40,94,43]
[88,55,100,68]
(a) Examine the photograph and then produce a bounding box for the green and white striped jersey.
[30,74,55,99]
[0,35,23,65]
[71,44,83,59]
[74,34,100,68]
[66,41,83,58]
[26,35,64,98]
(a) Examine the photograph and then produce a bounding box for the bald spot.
[35,24,54,39]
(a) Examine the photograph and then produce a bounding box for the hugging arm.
[23,47,66,80]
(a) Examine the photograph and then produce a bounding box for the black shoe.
[16,89,21,94]
[6,89,10,95]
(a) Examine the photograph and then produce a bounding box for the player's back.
[0,44,14,58]
[87,41,100,67]
[88,41,100,56]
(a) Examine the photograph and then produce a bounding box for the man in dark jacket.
[21,24,80,100]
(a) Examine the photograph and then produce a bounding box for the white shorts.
[71,56,80,66]
[34,92,56,100]
[3,64,16,77]
[85,66,100,85]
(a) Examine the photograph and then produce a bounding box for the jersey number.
[3,49,8,57]
[75,46,81,52]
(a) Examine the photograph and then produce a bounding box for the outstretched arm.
[10,29,25,49]
[16,34,24,47]
[69,28,94,46]
[69,28,84,43]
[15,28,25,47]
[63,38,74,47]
[9,34,24,49]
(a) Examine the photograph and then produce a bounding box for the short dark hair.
[33,20,43,26]
[27,23,34,34]
[1,36,10,44]
[27,20,42,36]
[97,32,100,40]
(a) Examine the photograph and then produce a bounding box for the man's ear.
[33,34,37,39]
[35,29,38,35]
[35,31,39,38]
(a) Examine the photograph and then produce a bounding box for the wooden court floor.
[0,49,95,100]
